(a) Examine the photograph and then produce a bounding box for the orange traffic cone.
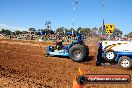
[72,79,82,88]
[78,67,85,75]
[72,67,85,88]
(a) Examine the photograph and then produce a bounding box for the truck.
[96,41,132,69]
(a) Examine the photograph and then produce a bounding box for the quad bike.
[45,34,88,62]
[96,41,132,69]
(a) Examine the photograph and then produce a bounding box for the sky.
[0,0,132,34]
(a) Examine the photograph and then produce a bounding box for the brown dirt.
[0,39,132,88]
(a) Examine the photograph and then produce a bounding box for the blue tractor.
[45,34,88,62]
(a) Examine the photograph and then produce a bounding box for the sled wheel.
[104,50,116,61]
[45,47,49,57]
[45,54,49,57]
[118,56,132,70]
[69,44,86,62]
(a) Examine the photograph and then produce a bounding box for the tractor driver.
[56,36,63,50]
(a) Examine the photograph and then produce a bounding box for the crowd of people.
[0,32,131,42]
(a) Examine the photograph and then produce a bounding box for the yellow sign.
[104,24,115,34]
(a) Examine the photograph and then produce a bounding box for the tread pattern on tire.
[69,44,87,62]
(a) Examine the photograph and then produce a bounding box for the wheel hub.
[121,59,129,68]
[73,50,81,59]
[106,52,114,60]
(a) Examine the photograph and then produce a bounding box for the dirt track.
[0,39,132,88]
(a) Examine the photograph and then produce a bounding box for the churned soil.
[0,38,132,88]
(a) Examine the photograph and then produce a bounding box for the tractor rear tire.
[69,44,86,62]
[118,56,132,70]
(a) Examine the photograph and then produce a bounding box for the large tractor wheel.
[104,50,116,61]
[69,44,87,62]
[118,56,132,70]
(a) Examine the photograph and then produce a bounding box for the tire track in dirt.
[0,39,132,88]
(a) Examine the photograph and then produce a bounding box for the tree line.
[0,27,132,38]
